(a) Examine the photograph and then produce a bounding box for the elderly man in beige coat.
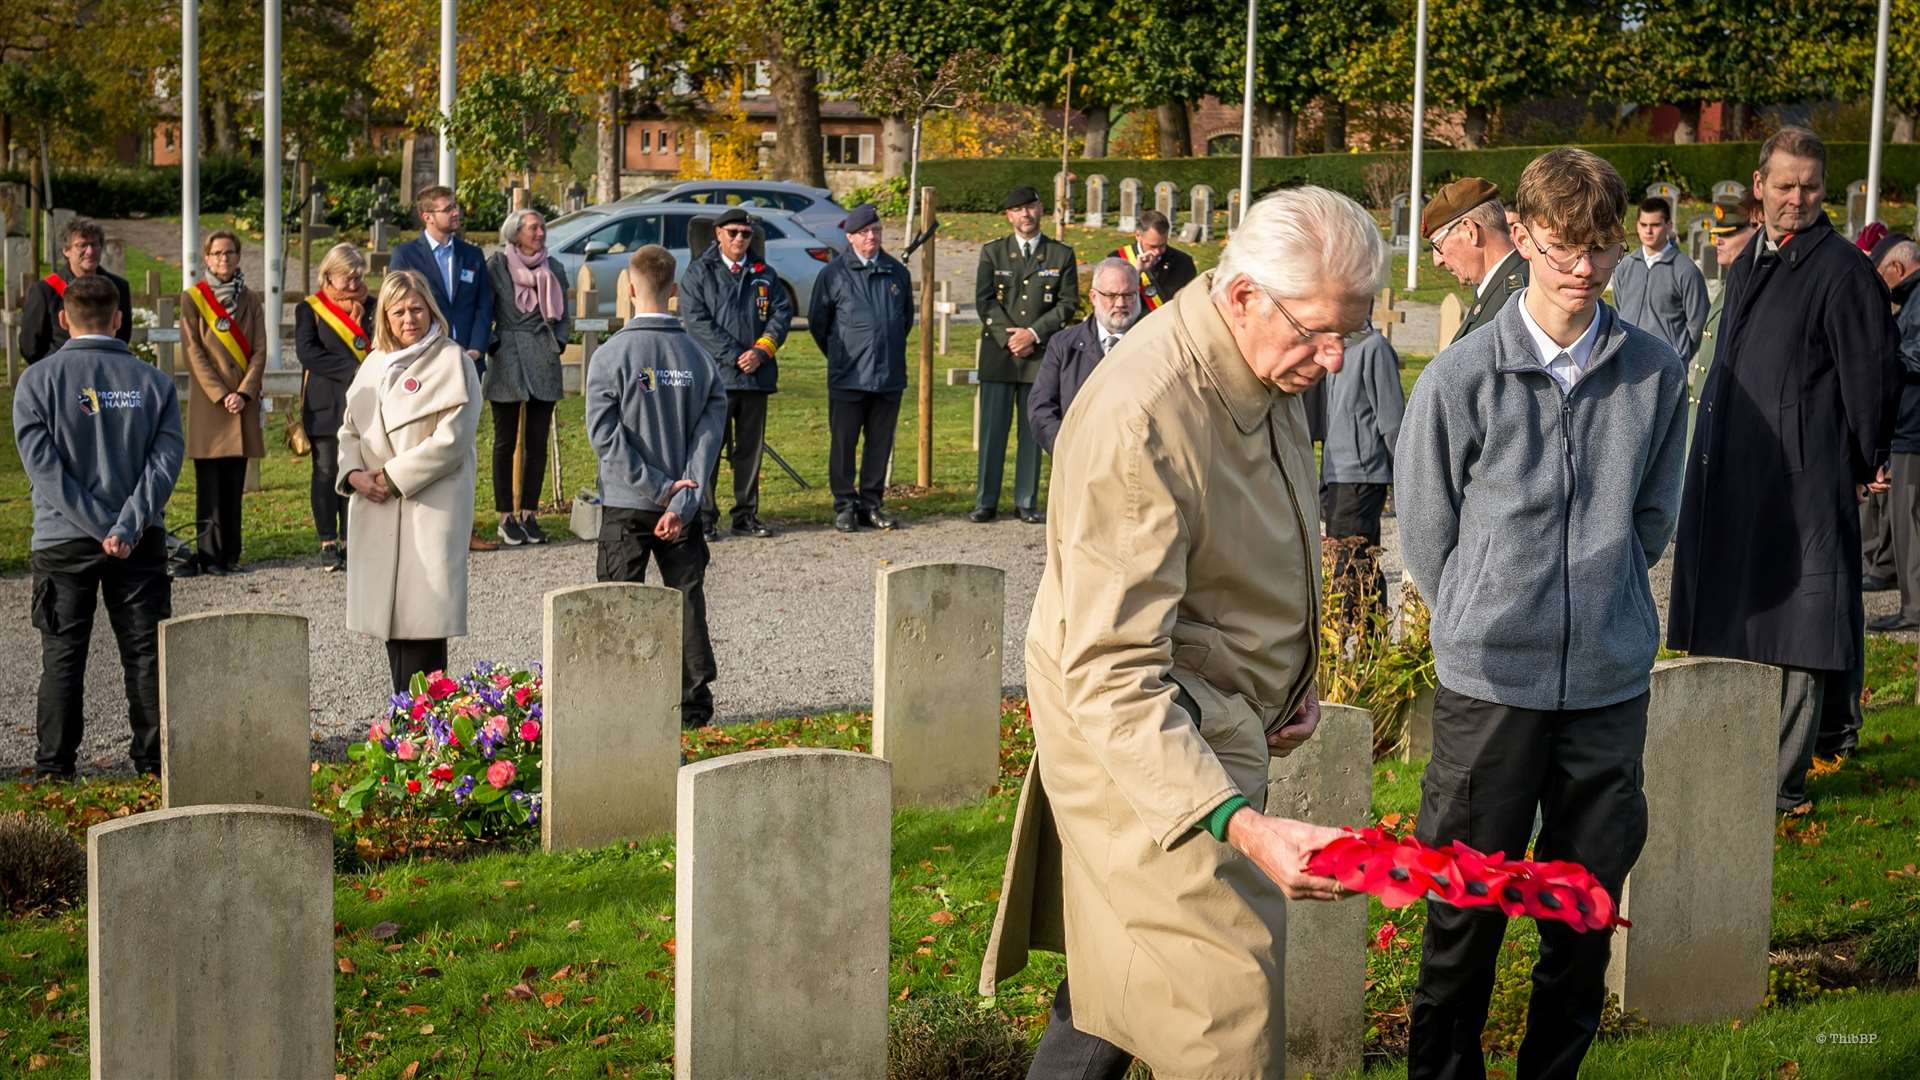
[982,188,1385,1079]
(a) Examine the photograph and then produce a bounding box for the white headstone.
[1390,193,1412,250]
[1711,180,1746,203]
[1846,180,1870,239]
[44,207,74,264]
[1228,187,1244,234]
[676,749,890,1078]
[542,583,683,852]
[90,805,333,1080]
[1118,178,1143,233]
[160,612,312,810]
[873,562,1006,806]
[1644,182,1679,219]
[1189,184,1215,243]
[1398,685,1436,763]
[1085,174,1109,228]
[1154,181,1181,229]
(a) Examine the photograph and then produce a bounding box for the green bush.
[0,811,87,916]
[887,994,1033,1080]
[1861,914,1920,980]
[0,155,397,220]
[921,142,1920,212]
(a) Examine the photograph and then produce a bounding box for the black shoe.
[1018,508,1047,525]
[1866,613,1920,633]
[498,517,528,546]
[521,518,548,545]
[835,509,859,533]
[320,545,344,573]
[172,557,201,579]
[968,507,997,523]
[731,518,774,538]
[860,508,897,531]
[202,559,229,577]
[1864,574,1898,592]
[33,769,75,783]
[703,523,720,542]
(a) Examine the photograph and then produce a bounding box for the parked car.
[622,180,850,250]
[545,204,836,320]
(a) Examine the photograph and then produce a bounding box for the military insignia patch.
[1507,273,1523,289]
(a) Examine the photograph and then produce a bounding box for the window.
[641,130,653,153]
[576,214,662,256]
[1206,134,1242,156]
[822,134,874,166]
[660,129,671,155]
[777,193,813,213]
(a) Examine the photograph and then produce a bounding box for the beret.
[1003,185,1042,210]
[714,207,752,228]
[1420,176,1500,239]
[839,203,880,233]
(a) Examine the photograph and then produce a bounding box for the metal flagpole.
[1406,0,1428,290]
[1867,0,1891,225]
[181,0,200,284]
[264,0,283,370]
[1239,0,1257,212]
[438,0,457,186]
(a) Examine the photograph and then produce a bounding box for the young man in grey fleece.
[14,274,184,779]
[1610,195,1709,362]
[1394,149,1689,1080]
[585,245,728,728]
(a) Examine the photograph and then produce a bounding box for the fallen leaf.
[897,985,911,1000]
[369,922,403,940]
[337,957,356,974]
[28,1055,51,1072]
[540,991,566,1008]
[399,1061,420,1080]
[415,966,442,979]
[566,919,584,932]
[417,1024,435,1036]
[505,982,536,1000]
[401,1005,430,1016]
[928,911,955,925]
[500,880,522,889]
[591,1034,611,1047]
[662,938,677,956]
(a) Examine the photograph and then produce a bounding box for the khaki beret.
[1420,177,1501,239]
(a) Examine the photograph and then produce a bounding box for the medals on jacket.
[189,281,251,368]
[307,292,370,362]
[1120,244,1162,311]
[755,276,770,321]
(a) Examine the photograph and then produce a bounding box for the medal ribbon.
[190,281,251,369]
[307,292,369,362]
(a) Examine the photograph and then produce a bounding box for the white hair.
[500,209,546,250]
[1091,256,1137,292]
[1883,240,1919,268]
[1210,186,1385,302]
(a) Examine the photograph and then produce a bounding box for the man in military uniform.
[972,185,1078,524]
[1422,177,1526,345]
[1110,209,1197,313]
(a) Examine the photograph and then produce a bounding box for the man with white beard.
[1027,257,1141,453]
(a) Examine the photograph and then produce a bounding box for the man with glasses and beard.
[1397,148,1689,1079]
[1027,257,1139,454]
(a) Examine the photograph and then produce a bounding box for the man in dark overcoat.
[1667,127,1901,814]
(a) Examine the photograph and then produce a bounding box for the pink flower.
[427,674,459,701]
[486,760,516,789]
[485,715,510,739]
[369,722,387,742]
[405,778,422,794]
[493,673,513,689]
[519,720,541,742]
[514,686,531,707]
[394,740,418,761]
[409,699,429,721]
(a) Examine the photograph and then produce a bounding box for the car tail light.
[807,247,834,263]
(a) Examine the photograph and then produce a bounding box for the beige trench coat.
[337,336,481,641]
[981,275,1322,1079]
[179,285,266,460]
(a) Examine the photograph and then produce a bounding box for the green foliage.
[1317,538,1436,759]
[1861,915,1920,980]
[0,813,86,917]
[1765,960,1859,1009]
[445,69,578,186]
[887,994,1033,1079]
[845,175,912,218]
[1482,949,1648,1054]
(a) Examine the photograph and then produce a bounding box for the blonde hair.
[1211,186,1384,302]
[372,269,451,352]
[316,243,366,289]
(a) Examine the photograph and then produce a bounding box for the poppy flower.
[405,778,421,794]
[427,674,459,700]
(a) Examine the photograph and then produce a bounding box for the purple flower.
[389,693,413,712]
[452,774,476,803]
[528,703,543,722]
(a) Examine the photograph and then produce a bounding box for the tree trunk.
[767,51,825,187]
[1083,104,1111,157]
[596,81,621,204]
[881,114,911,179]
[1672,100,1701,145]
[1895,111,1915,144]
[1729,101,1752,141]
[1155,102,1192,158]
[1252,102,1294,157]
[1461,105,1490,150]
[0,114,11,168]
[1323,99,1347,153]
[211,96,234,156]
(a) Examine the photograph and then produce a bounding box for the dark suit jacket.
[20,267,134,364]
[388,234,494,362]
[294,299,367,440]
[1452,248,1528,345]
[1028,315,1112,452]
[1111,243,1197,310]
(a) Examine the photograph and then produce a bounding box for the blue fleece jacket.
[586,315,728,520]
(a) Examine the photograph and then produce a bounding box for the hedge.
[0,155,401,219]
[919,142,1919,213]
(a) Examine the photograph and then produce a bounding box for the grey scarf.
[210,267,246,309]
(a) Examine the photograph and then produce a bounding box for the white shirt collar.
[1641,242,1676,266]
[1475,249,1516,299]
[427,231,454,253]
[722,254,745,272]
[68,333,117,343]
[1515,287,1602,370]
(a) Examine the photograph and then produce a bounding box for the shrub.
[1861,914,1920,980]
[887,994,1033,1080]
[339,661,545,836]
[844,175,911,218]
[0,812,87,916]
[1318,538,1437,759]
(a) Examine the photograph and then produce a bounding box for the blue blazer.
[389,234,495,361]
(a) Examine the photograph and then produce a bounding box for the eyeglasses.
[1263,287,1373,350]
[1091,287,1137,301]
[1428,217,1464,254]
[718,227,754,239]
[1522,228,1623,273]
[425,204,459,217]
[206,248,239,259]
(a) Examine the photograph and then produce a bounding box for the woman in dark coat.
[484,209,570,546]
[295,243,371,572]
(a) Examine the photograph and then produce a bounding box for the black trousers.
[194,456,247,569]
[827,392,901,514]
[1409,685,1649,1080]
[597,506,718,727]
[1027,977,1133,1079]
[309,435,348,543]
[386,639,449,696]
[1322,480,1388,547]
[702,391,769,528]
[490,399,556,514]
[31,530,172,776]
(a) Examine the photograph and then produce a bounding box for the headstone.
[1846,180,1870,239]
[1053,170,1072,223]
[1434,294,1466,350]
[89,804,333,1079]
[1118,178,1143,233]
[676,749,890,1077]
[1270,703,1371,1080]
[1084,174,1109,228]
[1371,287,1405,345]
[1605,658,1782,1026]
[1228,187,1244,234]
[566,181,588,214]
[1153,180,1181,230]
[100,237,125,277]
[399,134,439,202]
[1389,193,1412,250]
[159,612,312,810]
[1644,182,1679,219]
[1189,184,1215,243]
[542,583,683,852]
[3,236,31,306]
[873,562,1005,806]
[44,207,74,264]
[1711,180,1746,203]
[1397,685,1435,762]
[0,181,26,235]
[569,492,603,540]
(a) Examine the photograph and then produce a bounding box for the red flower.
[514,686,531,707]
[1302,830,1627,931]
[429,765,454,783]
[409,698,429,721]
[519,720,541,742]
[1374,921,1399,950]
[405,778,422,794]
[427,674,459,701]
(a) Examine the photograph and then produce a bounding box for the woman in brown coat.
[179,230,266,574]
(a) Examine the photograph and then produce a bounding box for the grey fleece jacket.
[1611,242,1709,362]
[1395,294,1689,711]
[586,315,728,520]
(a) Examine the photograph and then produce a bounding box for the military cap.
[1420,176,1500,239]
[714,207,753,228]
[1870,231,1911,265]
[1708,195,1761,236]
[839,203,880,233]
[1003,185,1043,210]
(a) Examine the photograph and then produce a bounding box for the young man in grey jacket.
[1395,149,1689,1080]
[586,245,729,728]
[1611,195,1709,362]
[14,275,184,779]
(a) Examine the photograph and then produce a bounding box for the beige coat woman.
[179,286,266,459]
[981,276,1323,1077]
[337,333,481,641]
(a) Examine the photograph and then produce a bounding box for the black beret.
[714,207,753,228]
[1003,185,1042,211]
[839,203,880,233]
[1870,231,1912,266]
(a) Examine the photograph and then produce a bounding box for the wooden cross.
[1372,288,1406,345]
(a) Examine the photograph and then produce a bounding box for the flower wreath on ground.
[340,661,544,836]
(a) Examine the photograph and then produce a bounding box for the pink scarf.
[505,244,564,321]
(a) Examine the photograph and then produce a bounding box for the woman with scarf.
[179,229,265,575]
[337,270,482,693]
[484,208,570,546]
[295,242,371,572]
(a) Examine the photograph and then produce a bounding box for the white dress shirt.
[1515,288,1602,393]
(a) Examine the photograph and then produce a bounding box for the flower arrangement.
[339,661,543,836]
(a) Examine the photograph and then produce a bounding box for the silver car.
[621,180,850,251]
[546,203,837,320]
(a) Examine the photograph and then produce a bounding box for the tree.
[840,47,999,237]
[446,69,576,187]
[1422,0,1605,148]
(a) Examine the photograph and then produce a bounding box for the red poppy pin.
[751,262,765,274]
[402,377,421,394]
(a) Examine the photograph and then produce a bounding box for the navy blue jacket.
[808,249,913,398]
[1890,272,1920,454]
[388,233,494,366]
[679,244,792,393]
[1028,316,1109,452]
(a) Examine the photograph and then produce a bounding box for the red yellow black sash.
[306,292,369,362]
[189,281,252,369]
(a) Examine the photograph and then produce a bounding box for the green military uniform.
[1687,286,1725,450]
[1451,249,1528,346]
[974,231,1079,514]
